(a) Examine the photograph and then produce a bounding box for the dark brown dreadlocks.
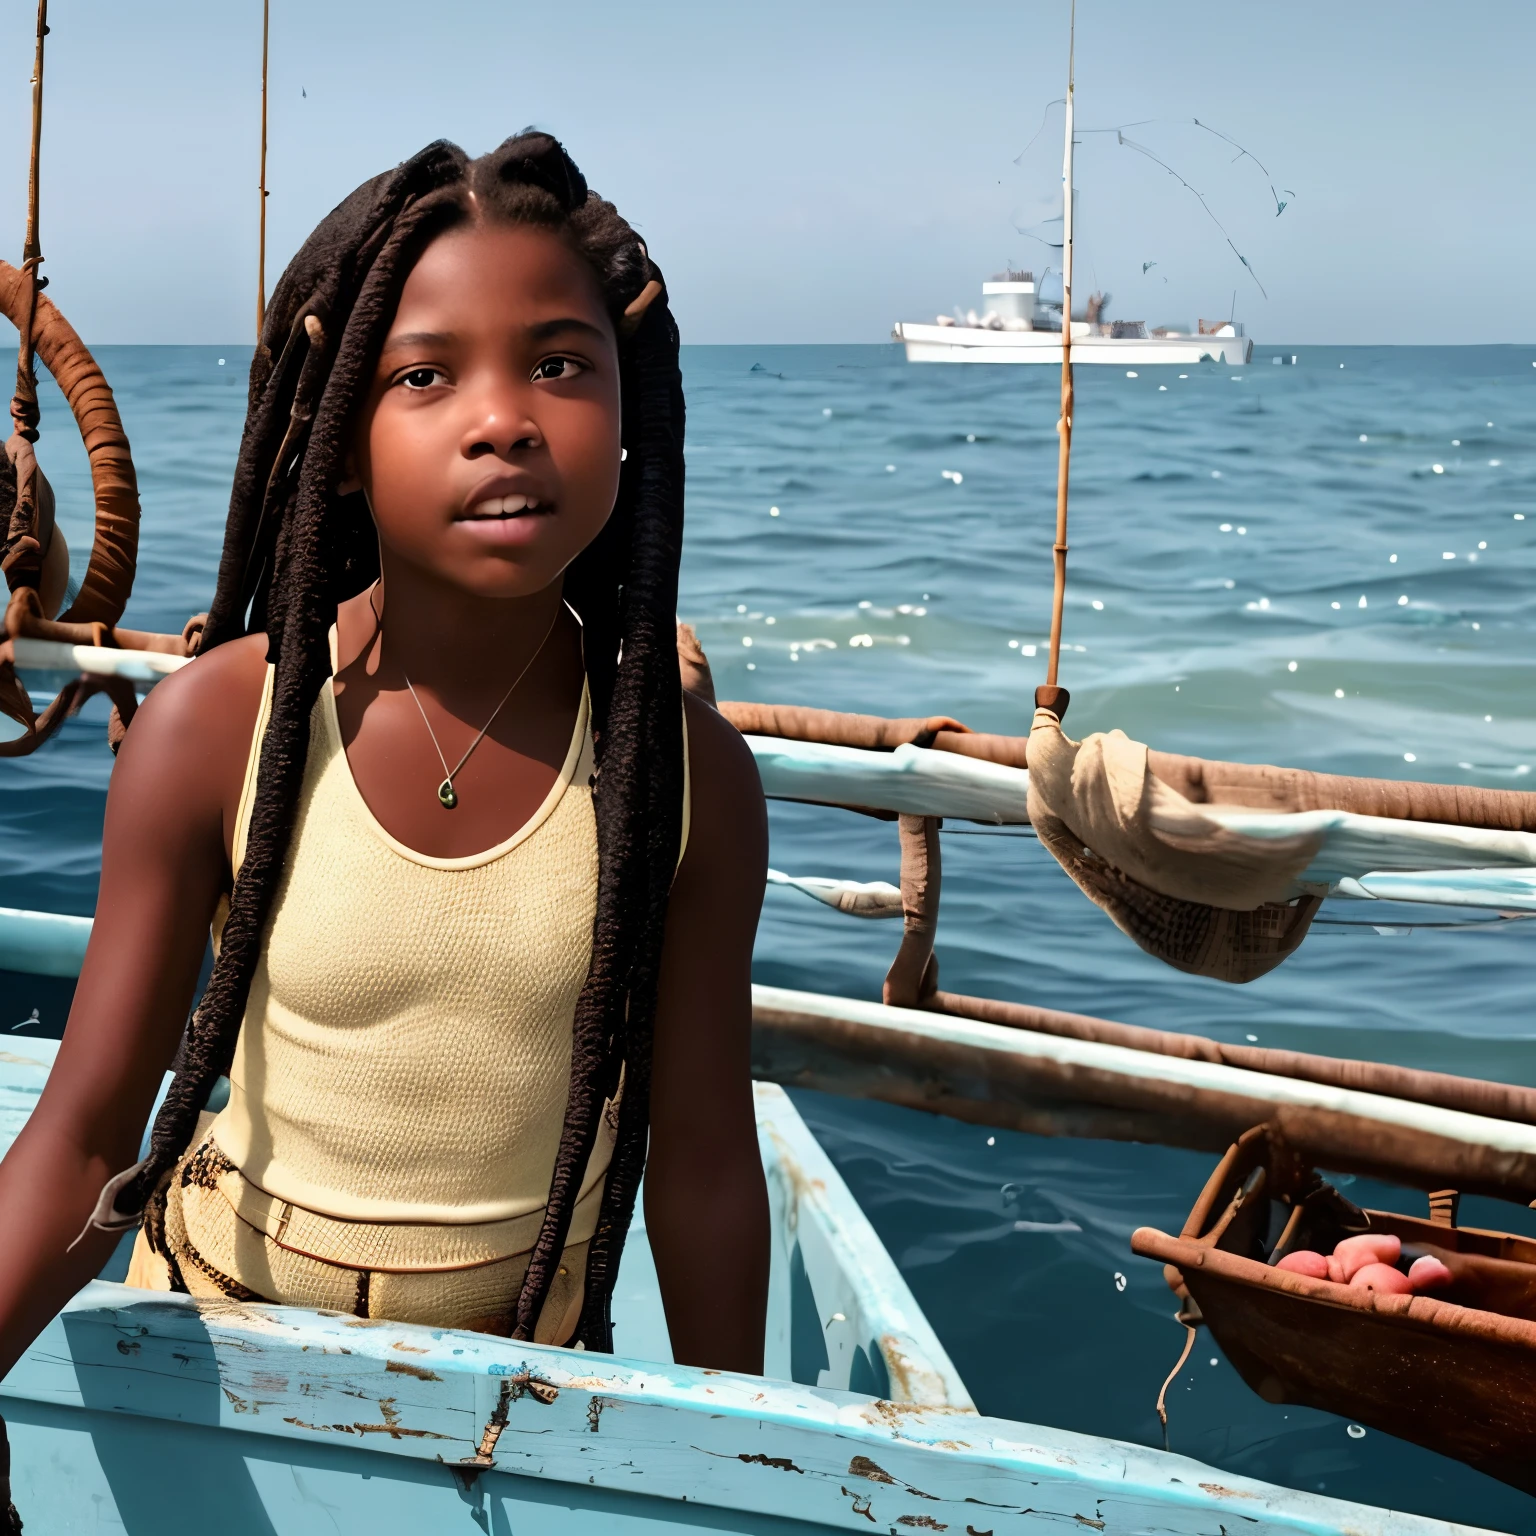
[121,131,686,1351]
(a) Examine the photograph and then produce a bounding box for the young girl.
[0,134,770,1395]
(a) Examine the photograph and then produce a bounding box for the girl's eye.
[532,356,587,382]
[399,367,445,391]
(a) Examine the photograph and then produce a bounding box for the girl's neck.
[368,565,567,687]
[328,556,588,856]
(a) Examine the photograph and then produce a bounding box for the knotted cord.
[1155,1321,1198,1449]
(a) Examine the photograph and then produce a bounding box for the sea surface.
[4,341,1536,1530]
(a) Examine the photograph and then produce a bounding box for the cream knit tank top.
[200,633,687,1272]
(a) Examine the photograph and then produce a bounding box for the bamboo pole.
[749,990,1536,1204]
[10,0,48,444]
[1037,0,1075,722]
[256,0,270,339]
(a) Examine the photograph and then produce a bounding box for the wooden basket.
[1132,1124,1536,1492]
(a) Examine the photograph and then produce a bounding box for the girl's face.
[350,221,622,599]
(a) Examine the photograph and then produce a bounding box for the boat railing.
[11,639,1536,1209]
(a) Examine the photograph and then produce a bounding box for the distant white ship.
[894,273,1252,366]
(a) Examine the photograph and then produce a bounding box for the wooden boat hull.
[4,1282,1497,1535]
[1135,1124,1536,1495]
[1167,1244,1536,1495]
[892,320,1253,366]
[0,1039,1494,1533]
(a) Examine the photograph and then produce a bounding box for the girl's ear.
[337,451,363,497]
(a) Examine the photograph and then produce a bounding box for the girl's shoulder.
[109,633,273,860]
[676,691,767,887]
[681,691,759,799]
[133,632,271,745]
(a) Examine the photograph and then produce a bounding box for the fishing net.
[1024,706,1324,982]
[715,665,1536,983]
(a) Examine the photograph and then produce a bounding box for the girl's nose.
[462,384,542,459]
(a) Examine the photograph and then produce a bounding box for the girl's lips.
[466,492,542,516]
[454,504,555,548]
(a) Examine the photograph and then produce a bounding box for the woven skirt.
[126,1134,589,1344]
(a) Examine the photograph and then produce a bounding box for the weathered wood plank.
[752,986,1536,1201]
[2,1286,1495,1534]
[0,1018,1497,1532]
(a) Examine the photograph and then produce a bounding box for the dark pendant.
[437,778,458,810]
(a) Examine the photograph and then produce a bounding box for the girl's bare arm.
[0,639,263,1377]
[645,693,771,1372]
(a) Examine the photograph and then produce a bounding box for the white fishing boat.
[894,33,1256,370]
[894,275,1252,366]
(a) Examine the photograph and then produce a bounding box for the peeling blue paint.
[0,1042,1489,1532]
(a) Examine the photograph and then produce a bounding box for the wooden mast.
[10,0,48,444]
[4,0,50,602]
[1037,0,1075,721]
[256,0,270,339]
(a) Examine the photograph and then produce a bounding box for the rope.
[0,261,143,633]
[1155,1321,1197,1450]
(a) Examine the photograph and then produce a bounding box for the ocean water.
[4,341,1536,1529]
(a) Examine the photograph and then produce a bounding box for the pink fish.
[1334,1233,1401,1282]
[1407,1254,1453,1291]
[1275,1250,1330,1278]
[1350,1262,1413,1295]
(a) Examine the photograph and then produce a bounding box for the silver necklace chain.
[394,608,561,811]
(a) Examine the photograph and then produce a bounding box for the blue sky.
[1,0,1530,345]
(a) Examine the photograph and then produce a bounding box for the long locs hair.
[120,132,686,1350]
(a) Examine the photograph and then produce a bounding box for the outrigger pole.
[9,0,48,446]
[1037,0,1075,722]
[256,0,270,338]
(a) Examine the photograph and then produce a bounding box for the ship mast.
[256,0,269,339]
[10,0,48,446]
[1038,0,1075,721]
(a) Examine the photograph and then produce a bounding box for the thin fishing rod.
[10,0,48,444]
[257,0,270,339]
[1038,0,1074,720]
